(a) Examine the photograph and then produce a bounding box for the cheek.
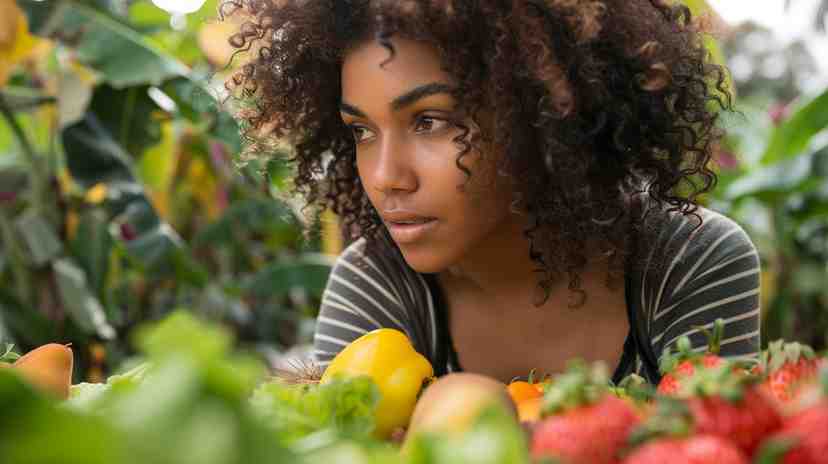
[459,156,510,209]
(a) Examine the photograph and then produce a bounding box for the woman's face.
[340,36,522,274]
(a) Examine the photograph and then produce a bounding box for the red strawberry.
[753,341,826,413]
[622,435,748,464]
[657,319,727,396]
[755,366,828,464]
[531,361,642,464]
[680,362,782,457]
[755,404,828,464]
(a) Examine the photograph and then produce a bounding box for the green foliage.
[0,311,529,464]
[711,86,828,350]
[761,88,828,165]
[1,0,330,382]
[46,2,190,88]
[0,310,292,464]
[250,375,381,446]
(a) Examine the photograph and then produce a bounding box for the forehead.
[340,36,455,105]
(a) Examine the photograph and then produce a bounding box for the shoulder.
[314,233,438,363]
[330,234,424,294]
[324,236,409,316]
[635,201,758,273]
[638,204,761,360]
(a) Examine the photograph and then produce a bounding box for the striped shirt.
[312,199,761,383]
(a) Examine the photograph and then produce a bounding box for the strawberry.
[755,404,828,464]
[622,435,748,464]
[657,319,727,396]
[755,365,828,464]
[530,361,642,464]
[625,395,748,464]
[753,340,826,413]
[679,362,782,457]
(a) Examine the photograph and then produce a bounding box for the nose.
[366,132,418,195]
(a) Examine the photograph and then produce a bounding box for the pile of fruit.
[1,313,827,464]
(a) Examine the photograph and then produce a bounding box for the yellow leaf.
[57,168,76,195]
[0,0,38,86]
[186,157,223,221]
[0,0,22,48]
[147,188,171,222]
[65,211,79,242]
[85,183,108,204]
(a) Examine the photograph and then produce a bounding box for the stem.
[37,0,71,38]
[0,93,39,170]
[0,209,32,306]
[120,87,137,150]
[0,93,45,211]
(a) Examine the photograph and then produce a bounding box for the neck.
[437,212,622,309]
[438,212,548,305]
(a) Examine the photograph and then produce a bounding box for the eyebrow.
[340,82,455,118]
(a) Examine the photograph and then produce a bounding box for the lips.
[380,210,438,243]
[381,211,436,224]
[387,218,432,225]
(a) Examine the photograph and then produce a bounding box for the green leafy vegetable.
[250,375,381,446]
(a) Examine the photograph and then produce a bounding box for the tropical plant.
[710,87,828,350]
[0,0,332,383]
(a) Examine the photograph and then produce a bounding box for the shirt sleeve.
[647,208,762,363]
[311,237,411,368]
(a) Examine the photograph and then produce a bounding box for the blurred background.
[0,0,826,383]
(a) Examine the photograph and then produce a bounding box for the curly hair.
[219,0,732,307]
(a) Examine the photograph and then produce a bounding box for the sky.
[707,0,828,87]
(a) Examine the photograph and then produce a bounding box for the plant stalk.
[0,93,46,211]
[0,209,32,306]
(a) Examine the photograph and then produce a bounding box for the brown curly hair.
[219,0,732,307]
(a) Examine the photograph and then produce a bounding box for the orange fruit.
[517,396,543,422]
[507,380,544,404]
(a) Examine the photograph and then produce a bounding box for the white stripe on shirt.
[691,250,758,283]
[314,333,350,347]
[670,227,740,298]
[653,218,716,317]
[654,267,759,321]
[322,292,383,329]
[339,258,403,308]
[656,306,760,347]
[317,315,370,336]
[690,329,761,351]
[331,273,405,328]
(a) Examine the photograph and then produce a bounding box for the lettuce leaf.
[250,376,380,446]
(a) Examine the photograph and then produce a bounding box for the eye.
[348,124,375,144]
[414,116,451,134]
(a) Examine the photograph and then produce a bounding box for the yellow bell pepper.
[320,328,433,439]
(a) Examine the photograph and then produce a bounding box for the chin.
[396,244,453,274]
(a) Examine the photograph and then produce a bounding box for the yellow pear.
[13,343,74,399]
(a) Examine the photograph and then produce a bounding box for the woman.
[222,0,760,385]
